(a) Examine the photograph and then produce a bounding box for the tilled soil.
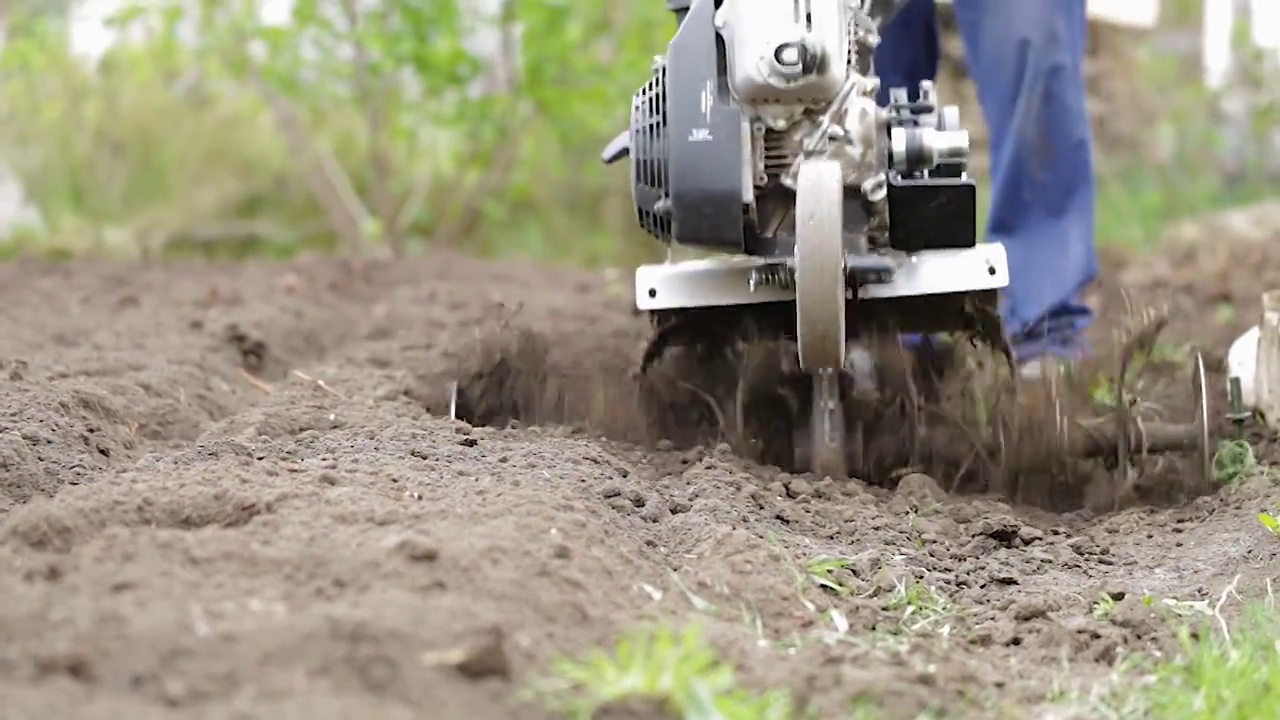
[0,235,1278,719]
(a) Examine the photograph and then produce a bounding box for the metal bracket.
[634,244,1009,312]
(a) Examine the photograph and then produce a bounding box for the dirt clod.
[894,472,945,507]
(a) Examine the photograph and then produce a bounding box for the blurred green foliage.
[0,0,1275,266]
[1086,12,1279,249]
[0,0,672,266]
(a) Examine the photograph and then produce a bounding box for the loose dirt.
[0,228,1277,719]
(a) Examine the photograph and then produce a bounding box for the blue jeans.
[876,0,1099,363]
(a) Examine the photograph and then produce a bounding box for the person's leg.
[950,0,1098,364]
[873,0,939,106]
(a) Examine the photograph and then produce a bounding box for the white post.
[1203,0,1280,177]
[1257,290,1280,428]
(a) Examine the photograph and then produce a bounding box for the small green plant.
[1092,592,1119,621]
[1090,377,1120,409]
[1147,341,1192,365]
[806,557,857,597]
[1089,338,1194,409]
[1258,503,1280,537]
[884,580,954,634]
[531,624,799,720]
[1212,439,1258,484]
[1215,302,1237,324]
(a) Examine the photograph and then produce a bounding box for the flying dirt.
[0,227,1276,718]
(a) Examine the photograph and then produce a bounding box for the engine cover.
[630,67,673,243]
[717,0,851,106]
[627,0,747,253]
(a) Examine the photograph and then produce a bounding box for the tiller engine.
[602,0,1010,479]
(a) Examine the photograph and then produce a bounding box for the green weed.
[1213,439,1260,485]
[884,580,955,635]
[806,556,859,597]
[530,624,799,720]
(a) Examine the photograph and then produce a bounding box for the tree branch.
[248,68,374,256]
[340,0,399,255]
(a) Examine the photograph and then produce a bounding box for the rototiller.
[602,0,1009,478]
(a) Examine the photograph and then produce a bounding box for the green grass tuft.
[530,624,800,720]
[1120,605,1280,720]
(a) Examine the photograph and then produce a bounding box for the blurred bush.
[0,0,1275,266]
[0,0,672,266]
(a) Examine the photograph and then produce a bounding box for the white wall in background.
[69,0,147,66]
[65,0,510,70]
[1086,0,1162,28]
[1202,0,1280,90]
[67,0,306,66]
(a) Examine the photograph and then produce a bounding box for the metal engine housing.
[622,0,978,259]
[717,0,852,107]
[625,0,748,253]
[630,66,673,243]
